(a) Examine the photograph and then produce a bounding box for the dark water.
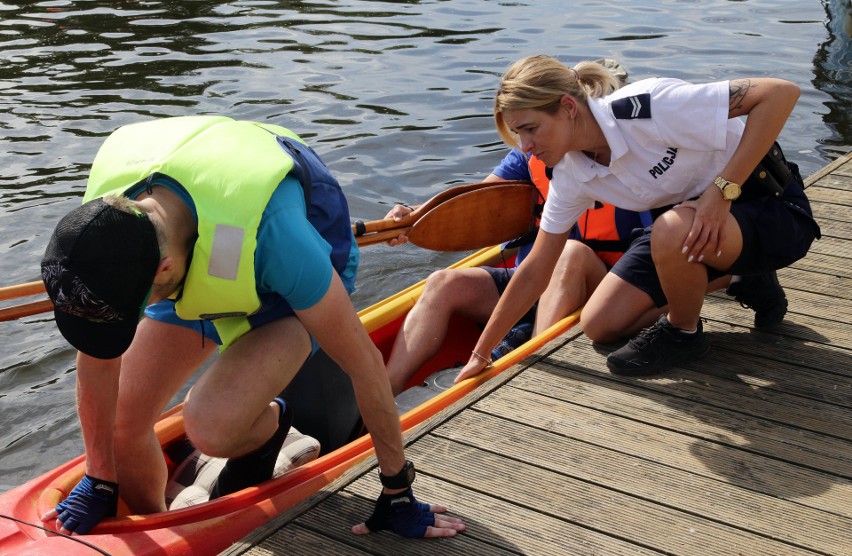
[1,0,850,489]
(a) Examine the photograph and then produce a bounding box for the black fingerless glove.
[364,488,435,538]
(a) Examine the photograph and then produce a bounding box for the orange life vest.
[528,156,635,267]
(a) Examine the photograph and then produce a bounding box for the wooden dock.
[229,154,852,556]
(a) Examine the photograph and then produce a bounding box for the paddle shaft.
[0,280,45,301]
[0,299,53,322]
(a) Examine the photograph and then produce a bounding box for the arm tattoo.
[729,79,752,111]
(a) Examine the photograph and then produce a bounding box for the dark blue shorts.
[610,163,820,308]
[482,266,537,325]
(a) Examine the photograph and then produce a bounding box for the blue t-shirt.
[141,175,358,344]
[492,148,531,182]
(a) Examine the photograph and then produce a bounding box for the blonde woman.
[457,55,820,380]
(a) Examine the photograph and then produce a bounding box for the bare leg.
[114,319,217,514]
[182,315,312,457]
[534,240,608,335]
[385,268,500,395]
[652,207,742,330]
[581,271,664,343]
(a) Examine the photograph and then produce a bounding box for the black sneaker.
[606,315,710,376]
[726,271,788,328]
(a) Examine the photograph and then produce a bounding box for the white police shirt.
[540,78,745,234]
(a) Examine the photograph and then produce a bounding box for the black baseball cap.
[41,197,160,359]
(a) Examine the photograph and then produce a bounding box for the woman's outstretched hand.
[454,352,490,384]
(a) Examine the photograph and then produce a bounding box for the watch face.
[725,183,741,200]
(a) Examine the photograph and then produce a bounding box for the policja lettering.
[648,147,678,179]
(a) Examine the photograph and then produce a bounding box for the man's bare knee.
[183,404,236,457]
[421,269,452,296]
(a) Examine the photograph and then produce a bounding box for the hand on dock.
[351,488,466,538]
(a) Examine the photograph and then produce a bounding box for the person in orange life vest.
[381,148,651,395]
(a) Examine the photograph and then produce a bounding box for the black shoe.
[606,315,710,376]
[726,271,788,328]
[210,398,292,499]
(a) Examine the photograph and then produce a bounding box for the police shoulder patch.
[611,93,651,119]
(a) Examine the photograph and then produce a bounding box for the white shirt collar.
[588,95,629,163]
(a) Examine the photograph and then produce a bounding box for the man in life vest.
[382,148,653,394]
[39,116,465,538]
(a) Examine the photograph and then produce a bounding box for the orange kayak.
[0,245,580,555]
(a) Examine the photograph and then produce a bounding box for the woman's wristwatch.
[714,176,742,201]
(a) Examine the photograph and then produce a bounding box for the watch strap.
[378,460,416,489]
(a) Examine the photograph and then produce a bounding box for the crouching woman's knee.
[650,208,692,263]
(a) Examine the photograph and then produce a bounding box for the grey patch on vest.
[209,224,243,281]
[612,93,651,119]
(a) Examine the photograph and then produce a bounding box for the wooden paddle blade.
[407,183,538,251]
[350,179,532,243]
[415,179,532,214]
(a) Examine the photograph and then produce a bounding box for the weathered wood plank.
[688,321,851,405]
[472,384,852,518]
[509,359,852,477]
[790,249,852,275]
[398,438,825,555]
[775,266,852,300]
[701,293,852,350]
[722,281,852,324]
[809,172,852,191]
[240,524,374,556]
[432,413,852,555]
[803,152,852,186]
[340,475,658,555]
[801,235,852,260]
[835,160,852,178]
[803,185,852,206]
[810,200,852,222]
[548,337,851,437]
[291,488,522,556]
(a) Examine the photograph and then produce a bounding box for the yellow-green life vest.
[85,115,307,346]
